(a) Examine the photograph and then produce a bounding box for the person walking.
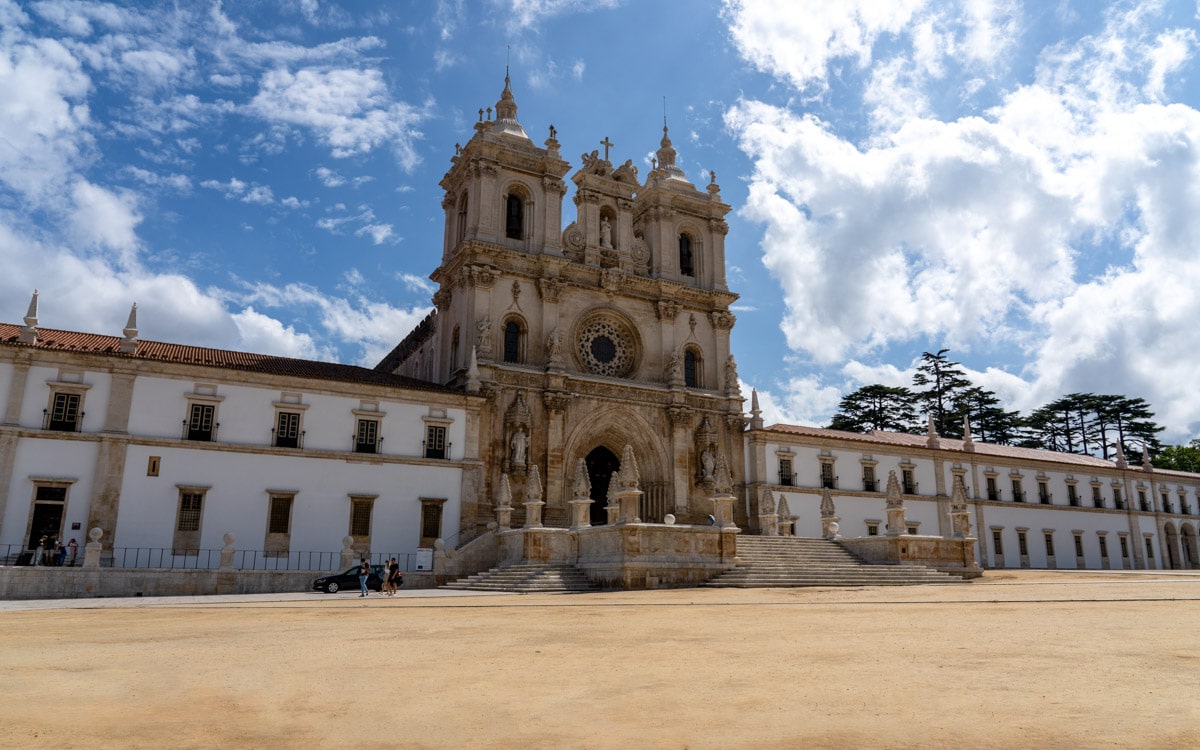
[380,558,392,596]
[388,558,402,594]
[358,557,370,597]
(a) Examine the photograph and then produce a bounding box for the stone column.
[668,406,692,514]
[219,533,236,571]
[82,527,103,569]
[543,391,568,509]
[523,465,544,528]
[568,458,593,530]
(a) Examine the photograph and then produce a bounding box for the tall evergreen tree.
[953,386,1022,445]
[912,349,972,438]
[828,384,920,434]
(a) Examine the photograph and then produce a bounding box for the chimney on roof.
[18,289,39,344]
[926,414,940,450]
[120,303,139,354]
[962,415,975,452]
[749,389,764,430]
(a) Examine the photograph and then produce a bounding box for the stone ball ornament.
[88,527,103,542]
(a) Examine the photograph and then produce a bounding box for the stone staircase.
[442,562,599,593]
[706,536,961,588]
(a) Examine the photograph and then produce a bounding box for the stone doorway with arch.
[562,406,673,525]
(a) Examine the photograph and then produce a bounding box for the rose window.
[576,317,636,377]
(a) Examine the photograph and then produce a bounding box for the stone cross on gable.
[600,136,613,161]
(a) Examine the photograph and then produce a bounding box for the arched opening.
[1164,523,1180,569]
[679,233,694,277]
[502,318,525,364]
[683,348,700,388]
[1181,525,1198,569]
[585,446,621,526]
[505,194,524,240]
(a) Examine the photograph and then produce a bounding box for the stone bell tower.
[378,76,747,539]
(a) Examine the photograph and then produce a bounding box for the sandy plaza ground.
[2,570,1199,749]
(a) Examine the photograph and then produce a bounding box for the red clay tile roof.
[0,323,459,394]
[765,422,1168,473]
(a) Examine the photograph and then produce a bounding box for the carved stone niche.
[504,392,532,476]
[694,415,718,486]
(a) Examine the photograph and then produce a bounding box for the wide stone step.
[443,562,598,593]
[706,537,961,588]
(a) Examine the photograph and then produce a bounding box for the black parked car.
[312,564,400,593]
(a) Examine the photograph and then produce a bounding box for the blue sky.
[4,0,1200,443]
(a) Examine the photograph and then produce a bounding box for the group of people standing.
[32,536,77,567]
[357,557,402,597]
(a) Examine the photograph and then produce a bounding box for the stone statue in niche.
[600,216,613,248]
[476,317,493,359]
[665,350,682,383]
[701,448,715,480]
[510,428,528,466]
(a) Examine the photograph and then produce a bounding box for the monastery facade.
[1,79,1197,579]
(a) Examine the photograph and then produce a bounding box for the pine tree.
[828,384,920,434]
[912,349,971,438]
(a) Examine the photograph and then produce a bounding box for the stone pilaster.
[84,436,130,554]
[0,431,18,543]
[3,357,30,426]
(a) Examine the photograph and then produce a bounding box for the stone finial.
[606,477,618,505]
[120,303,139,354]
[527,463,543,501]
[776,494,792,521]
[962,415,974,452]
[714,453,733,495]
[1115,442,1128,470]
[618,445,640,490]
[950,474,968,511]
[926,414,940,449]
[496,473,513,508]
[759,487,775,515]
[465,346,480,393]
[885,470,904,508]
[1141,444,1153,471]
[749,389,764,430]
[18,289,39,343]
[572,458,591,498]
[820,487,836,518]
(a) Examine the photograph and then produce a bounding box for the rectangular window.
[1038,482,1050,504]
[1074,534,1084,559]
[867,523,879,537]
[424,424,447,459]
[1112,487,1122,508]
[1011,479,1024,502]
[1044,533,1055,557]
[1018,531,1028,556]
[1092,485,1103,508]
[186,403,216,441]
[147,456,160,477]
[419,498,445,544]
[275,412,301,448]
[1120,537,1129,558]
[46,392,82,432]
[819,462,835,489]
[1145,537,1154,559]
[1099,535,1108,558]
[862,465,876,492]
[350,498,373,538]
[1067,484,1079,506]
[778,458,794,487]
[264,493,293,558]
[986,476,999,501]
[1161,492,1171,514]
[268,495,292,534]
[355,419,379,454]
[992,530,1003,556]
[173,490,205,555]
[902,469,916,495]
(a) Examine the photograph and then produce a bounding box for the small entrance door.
[585,446,620,526]
[27,486,67,549]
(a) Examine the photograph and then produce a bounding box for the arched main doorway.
[585,446,620,526]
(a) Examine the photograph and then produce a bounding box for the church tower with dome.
[378,75,746,538]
